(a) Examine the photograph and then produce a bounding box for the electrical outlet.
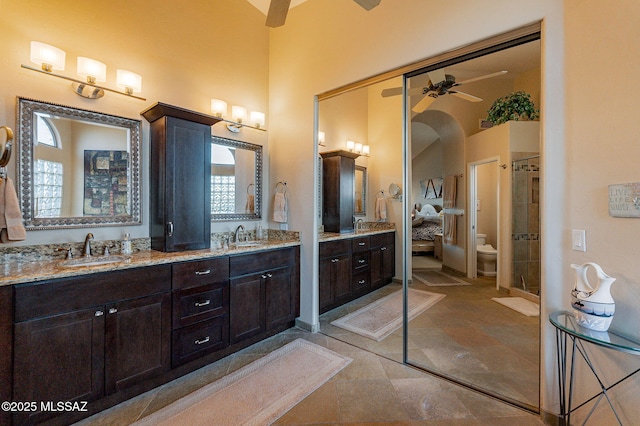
[572,229,586,252]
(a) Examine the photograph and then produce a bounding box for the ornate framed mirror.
[17,97,142,229]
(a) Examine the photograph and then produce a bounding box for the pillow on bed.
[418,204,437,217]
[412,217,424,227]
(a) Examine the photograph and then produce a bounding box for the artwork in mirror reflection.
[18,97,141,229]
[210,136,262,221]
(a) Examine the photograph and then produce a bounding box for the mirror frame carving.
[17,97,142,229]
[210,135,262,221]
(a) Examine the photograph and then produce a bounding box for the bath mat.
[412,269,471,286]
[492,297,539,317]
[330,289,446,341]
[132,339,352,426]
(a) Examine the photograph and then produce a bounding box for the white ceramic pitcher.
[570,262,616,331]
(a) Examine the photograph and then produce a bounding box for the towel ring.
[276,181,287,194]
[0,126,13,168]
[247,183,254,195]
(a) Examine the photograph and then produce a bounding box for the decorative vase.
[570,262,616,331]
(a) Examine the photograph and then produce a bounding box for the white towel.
[443,214,457,245]
[443,175,457,209]
[0,177,26,242]
[273,192,287,223]
[375,197,387,221]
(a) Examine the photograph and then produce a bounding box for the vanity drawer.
[352,270,370,295]
[353,252,369,272]
[171,315,229,367]
[172,282,229,328]
[172,257,229,290]
[370,232,394,248]
[319,239,351,258]
[352,236,370,253]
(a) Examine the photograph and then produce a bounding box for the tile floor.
[319,257,540,410]
[78,328,543,425]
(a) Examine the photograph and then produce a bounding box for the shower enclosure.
[512,155,540,295]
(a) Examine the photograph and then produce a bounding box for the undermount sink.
[235,241,265,247]
[58,255,127,268]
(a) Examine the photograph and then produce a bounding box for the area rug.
[492,297,540,317]
[412,269,471,286]
[133,339,352,426]
[330,289,446,341]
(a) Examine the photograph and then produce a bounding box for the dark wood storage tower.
[321,150,360,233]
[142,102,221,252]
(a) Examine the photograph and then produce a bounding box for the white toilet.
[476,233,497,277]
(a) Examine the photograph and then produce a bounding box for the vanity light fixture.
[354,142,363,154]
[346,140,355,151]
[210,98,266,132]
[22,41,146,101]
[362,145,370,156]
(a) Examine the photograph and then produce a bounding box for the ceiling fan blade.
[381,87,424,97]
[412,93,437,113]
[265,0,291,28]
[427,69,446,84]
[455,70,507,86]
[449,90,483,102]
[353,0,382,11]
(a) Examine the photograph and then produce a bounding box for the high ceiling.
[246,0,308,16]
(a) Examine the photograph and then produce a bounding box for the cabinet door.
[319,256,334,311]
[370,247,383,289]
[230,273,265,344]
[265,266,297,330]
[381,243,395,282]
[105,292,171,394]
[13,308,105,425]
[333,253,352,303]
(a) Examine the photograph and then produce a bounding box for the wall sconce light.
[22,41,146,101]
[318,131,326,146]
[210,99,266,132]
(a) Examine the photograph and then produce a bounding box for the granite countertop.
[1,239,301,287]
[318,227,395,242]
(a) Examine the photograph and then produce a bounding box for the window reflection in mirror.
[17,97,142,229]
[210,136,262,221]
[354,165,366,216]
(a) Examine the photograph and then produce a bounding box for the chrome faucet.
[234,225,245,243]
[355,218,364,232]
[82,233,94,257]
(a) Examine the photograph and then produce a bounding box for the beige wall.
[0,0,269,244]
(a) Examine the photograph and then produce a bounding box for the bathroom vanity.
[0,242,300,426]
[319,229,395,314]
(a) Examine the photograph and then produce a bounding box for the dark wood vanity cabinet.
[320,232,395,314]
[229,247,300,344]
[321,150,360,233]
[12,266,171,425]
[142,102,221,252]
[171,257,230,367]
[319,239,352,313]
[370,232,395,290]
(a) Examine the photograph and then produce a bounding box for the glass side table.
[549,311,640,425]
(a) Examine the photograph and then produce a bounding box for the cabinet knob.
[359,259,366,264]
[381,247,386,251]
[358,279,365,284]
[108,308,118,314]
[195,336,210,345]
[358,242,365,246]
[267,273,273,278]
[194,299,211,307]
[195,269,211,276]
[95,310,104,317]
[261,274,267,279]
[331,258,338,263]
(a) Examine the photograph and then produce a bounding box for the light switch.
[572,229,586,252]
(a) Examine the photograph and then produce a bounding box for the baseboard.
[541,409,561,425]
[295,318,320,333]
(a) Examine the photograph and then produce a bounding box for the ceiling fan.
[265,0,381,27]
[381,69,507,113]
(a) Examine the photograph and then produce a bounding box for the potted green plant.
[486,91,539,125]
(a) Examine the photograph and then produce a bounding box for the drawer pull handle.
[358,279,365,284]
[358,242,365,246]
[331,258,338,263]
[95,310,104,317]
[381,247,387,251]
[109,308,118,314]
[267,273,273,278]
[195,336,210,345]
[358,259,366,264]
[261,274,267,279]
[195,269,211,276]
[194,300,211,307]
[167,222,174,237]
